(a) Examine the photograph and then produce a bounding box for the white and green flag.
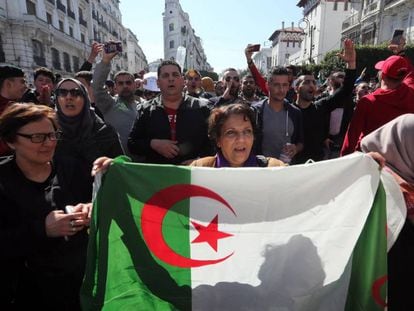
[81,153,405,311]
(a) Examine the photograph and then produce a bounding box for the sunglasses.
[16,131,62,143]
[225,76,240,82]
[56,88,83,97]
[117,80,133,86]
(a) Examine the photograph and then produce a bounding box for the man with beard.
[240,75,260,105]
[294,39,356,164]
[92,49,138,157]
[252,67,304,164]
[128,60,213,164]
[210,68,242,107]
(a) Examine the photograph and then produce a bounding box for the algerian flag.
[81,153,406,311]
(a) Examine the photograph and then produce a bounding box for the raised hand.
[337,39,356,69]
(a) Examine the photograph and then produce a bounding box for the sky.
[119,0,304,73]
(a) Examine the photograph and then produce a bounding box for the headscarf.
[54,78,122,163]
[361,114,414,183]
[55,78,96,142]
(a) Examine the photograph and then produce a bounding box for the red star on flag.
[191,215,233,251]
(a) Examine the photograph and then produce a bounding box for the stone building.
[163,0,211,71]
[341,0,414,46]
[0,0,147,81]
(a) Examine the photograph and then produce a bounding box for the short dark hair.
[157,60,182,77]
[208,103,255,144]
[34,67,55,83]
[267,66,289,82]
[114,71,134,83]
[75,71,93,85]
[286,65,297,76]
[0,103,58,143]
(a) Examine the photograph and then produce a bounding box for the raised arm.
[245,45,268,95]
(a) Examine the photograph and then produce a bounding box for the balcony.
[342,13,360,30]
[57,1,66,13]
[363,2,378,15]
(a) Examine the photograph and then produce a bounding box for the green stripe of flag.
[345,182,387,310]
[81,157,192,310]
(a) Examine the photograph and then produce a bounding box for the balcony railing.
[342,13,360,30]
[363,2,378,15]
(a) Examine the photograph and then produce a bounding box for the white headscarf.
[361,114,414,183]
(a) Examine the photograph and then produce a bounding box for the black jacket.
[128,95,214,164]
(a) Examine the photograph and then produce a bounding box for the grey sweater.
[92,61,138,157]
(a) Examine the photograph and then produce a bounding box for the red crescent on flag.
[141,184,236,268]
[371,275,387,307]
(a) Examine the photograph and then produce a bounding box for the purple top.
[215,151,258,168]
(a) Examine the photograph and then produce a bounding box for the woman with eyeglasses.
[0,103,92,310]
[54,78,124,177]
[190,103,286,167]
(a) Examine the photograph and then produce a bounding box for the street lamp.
[298,17,315,64]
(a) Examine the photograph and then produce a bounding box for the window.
[169,40,174,49]
[344,0,348,11]
[59,20,64,31]
[334,0,338,11]
[46,12,52,24]
[51,48,61,70]
[63,52,71,72]
[32,40,46,66]
[72,56,79,72]
[169,23,174,31]
[81,33,85,43]
[69,26,73,37]
[26,0,36,15]
[0,35,5,63]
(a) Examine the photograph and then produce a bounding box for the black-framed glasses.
[225,76,240,82]
[16,131,63,143]
[56,88,83,97]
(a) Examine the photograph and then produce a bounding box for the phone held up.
[104,41,123,53]
[391,29,404,45]
[250,44,261,52]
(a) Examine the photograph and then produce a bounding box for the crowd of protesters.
[1,36,414,310]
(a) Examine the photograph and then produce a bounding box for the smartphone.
[391,29,404,45]
[250,44,261,52]
[65,205,75,214]
[104,41,123,53]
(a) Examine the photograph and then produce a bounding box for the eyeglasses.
[117,80,133,86]
[222,128,253,139]
[56,88,83,97]
[16,131,62,143]
[225,76,240,82]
